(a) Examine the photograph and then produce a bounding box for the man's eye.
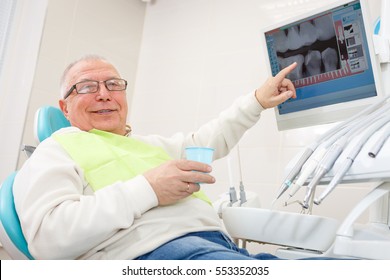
[78,83,97,93]
[107,80,124,90]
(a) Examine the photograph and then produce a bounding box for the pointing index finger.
[274,62,297,82]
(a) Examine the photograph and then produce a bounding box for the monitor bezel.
[260,0,384,131]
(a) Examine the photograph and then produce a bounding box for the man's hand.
[255,62,297,109]
[143,159,215,205]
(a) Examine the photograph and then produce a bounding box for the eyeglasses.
[64,78,128,99]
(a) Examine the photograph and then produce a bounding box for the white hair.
[59,54,109,99]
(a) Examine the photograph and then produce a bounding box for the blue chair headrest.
[35,106,70,142]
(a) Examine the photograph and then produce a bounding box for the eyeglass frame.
[63,78,128,99]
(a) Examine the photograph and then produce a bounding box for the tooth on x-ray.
[274,11,338,79]
[277,14,335,53]
[274,30,289,53]
[322,48,338,72]
[305,50,322,76]
[279,55,305,80]
[314,14,336,41]
[287,26,302,51]
[300,21,318,47]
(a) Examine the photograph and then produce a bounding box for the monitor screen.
[262,0,383,130]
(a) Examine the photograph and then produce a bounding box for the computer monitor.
[262,0,384,130]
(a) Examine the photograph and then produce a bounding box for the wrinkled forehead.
[66,60,121,85]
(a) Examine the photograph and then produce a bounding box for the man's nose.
[95,82,112,100]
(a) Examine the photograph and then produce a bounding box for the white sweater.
[13,92,264,259]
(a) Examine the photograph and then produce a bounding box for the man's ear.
[59,99,69,118]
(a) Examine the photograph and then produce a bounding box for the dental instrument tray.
[223,207,340,251]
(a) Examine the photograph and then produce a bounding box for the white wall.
[0,0,48,181]
[132,0,382,254]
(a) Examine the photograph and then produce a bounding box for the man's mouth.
[94,109,116,114]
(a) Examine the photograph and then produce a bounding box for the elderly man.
[13,55,296,260]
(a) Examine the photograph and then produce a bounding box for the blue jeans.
[135,231,280,260]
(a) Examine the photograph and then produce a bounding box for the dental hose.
[287,124,353,200]
[301,100,390,209]
[276,95,390,201]
[301,136,348,209]
[315,114,390,205]
[368,122,390,158]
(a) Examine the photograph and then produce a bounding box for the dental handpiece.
[288,124,353,200]
[277,96,390,202]
[277,122,357,200]
[368,122,390,158]
[303,112,389,209]
[314,158,353,206]
[315,116,390,205]
[275,146,314,200]
[302,136,348,209]
[276,123,349,201]
[287,147,327,199]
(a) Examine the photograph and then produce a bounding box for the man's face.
[59,60,128,135]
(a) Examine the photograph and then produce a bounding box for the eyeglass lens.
[76,79,126,94]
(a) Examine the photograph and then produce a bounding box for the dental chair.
[0,172,34,259]
[0,106,70,259]
[34,105,71,143]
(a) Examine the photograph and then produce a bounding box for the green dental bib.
[53,129,210,204]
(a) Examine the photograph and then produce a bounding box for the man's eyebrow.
[75,77,120,83]
[76,79,96,83]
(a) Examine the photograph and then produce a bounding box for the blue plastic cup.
[185,147,214,164]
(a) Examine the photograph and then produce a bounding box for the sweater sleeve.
[13,135,158,259]
[134,91,265,160]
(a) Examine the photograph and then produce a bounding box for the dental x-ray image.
[274,14,341,81]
